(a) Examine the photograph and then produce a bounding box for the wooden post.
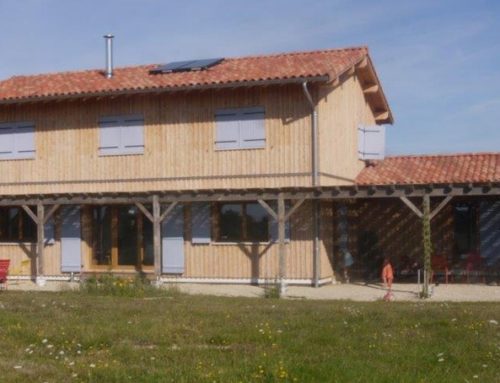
[422,195,432,298]
[36,202,45,282]
[278,193,286,295]
[152,195,161,280]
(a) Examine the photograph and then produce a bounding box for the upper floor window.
[215,107,265,150]
[0,122,35,160]
[99,115,144,156]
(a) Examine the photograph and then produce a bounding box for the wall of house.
[0,85,317,195]
[317,74,376,186]
[3,201,322,281]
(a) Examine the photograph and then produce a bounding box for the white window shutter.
[0,125,15,157]
[122,117,144,154]
[240,108,265,149]
[358,125,385,160]
[14,125,35,157]
[99,120,121,155]
[215,112,240,150]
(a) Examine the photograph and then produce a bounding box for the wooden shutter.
[14,125,35,158]
[358,125,385,160]
[99,119,121,155]
[122,116,145,154]
[191,202,211,244]
[0,125,15,158]
[240,108,265,149]
[60,206,81,272]
[162,205,185,273]
[215,110,240,150]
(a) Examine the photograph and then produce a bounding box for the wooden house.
[0,43,498,287]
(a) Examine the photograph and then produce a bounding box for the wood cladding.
[0,75,374,195]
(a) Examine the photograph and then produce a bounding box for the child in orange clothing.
[381,258,394,301]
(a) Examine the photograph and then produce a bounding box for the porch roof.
[0,182,498,206]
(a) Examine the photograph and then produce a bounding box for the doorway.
[90,205,153,271]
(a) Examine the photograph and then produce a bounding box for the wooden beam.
[37,202,45,277]
[43,204,60,224]
[284,198,306,221]
[400,197,423,218]
[21,205,38,224]
[135,201,154,223]
[363,84,379,94]
[347,66,355,76]
[375,111,390,122]
[278,193,286,295]
[159,201,178,223]
[152,195,161,278]
[356,57,368,69]
[257,199,278,221]
[430,196,453,221]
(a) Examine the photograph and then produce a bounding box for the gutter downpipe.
[302,81,320,288]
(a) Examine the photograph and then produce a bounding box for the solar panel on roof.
[151,58,224,74]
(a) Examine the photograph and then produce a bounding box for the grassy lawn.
[0,289,499,382]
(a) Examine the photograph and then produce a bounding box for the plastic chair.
[465,252,485,283]
[431,254,450,284]
[0,259,10,290]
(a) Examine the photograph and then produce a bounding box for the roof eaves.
[0,75,330,105]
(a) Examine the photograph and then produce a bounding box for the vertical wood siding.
[317,74,376,186]
[0,86,314,195]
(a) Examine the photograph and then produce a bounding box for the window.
[217,202,269,242]
[215,107,265,150]
[90,205,153,268]
[99,115,144,156]
[0,207,36,242]
[0,122,35,160]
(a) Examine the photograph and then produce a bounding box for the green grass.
[0,290,499,382]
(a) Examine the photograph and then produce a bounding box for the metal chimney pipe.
[103,34,114,78]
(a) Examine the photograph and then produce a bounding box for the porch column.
[422,194,432,297]
[36,202,45,278]
[152,195,161,279]
[278,193,286,294]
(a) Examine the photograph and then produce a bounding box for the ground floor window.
[0,207,36,242]
[90,205,153,269]
[216,202,269,242]
[454,202,478,256]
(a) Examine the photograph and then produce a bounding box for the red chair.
[465,252,485,283]
[0,259,10,290]
[431,254,450,284]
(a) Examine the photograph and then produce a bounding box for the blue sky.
[0,0,498,155]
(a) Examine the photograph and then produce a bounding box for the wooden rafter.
[43,204,60,224]
[400,197,423,218]
[135,202,154,223]
[21,205,38,223]
[284,198,306,221]
[363,84,379,94]
[257,200,278,221]
[430,196,453,220]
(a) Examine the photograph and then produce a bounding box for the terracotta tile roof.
[356,153,500,185]
[0,47,368,103]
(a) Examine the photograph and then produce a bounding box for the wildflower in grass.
[47,344,53,349]
[13,365,22,369]
[42,339,48,344]
[89,363,96,368]
[489,319,498,325]
[438,358,444,362]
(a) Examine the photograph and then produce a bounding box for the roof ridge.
[386,152,500,160]
[227,46,368,61]
[1,46,368,81]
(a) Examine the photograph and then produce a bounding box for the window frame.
[214,107,266,151]
[0,206,37,243]
[215,201,270,243]
[98,114,145,156]
[0,121,36,160]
